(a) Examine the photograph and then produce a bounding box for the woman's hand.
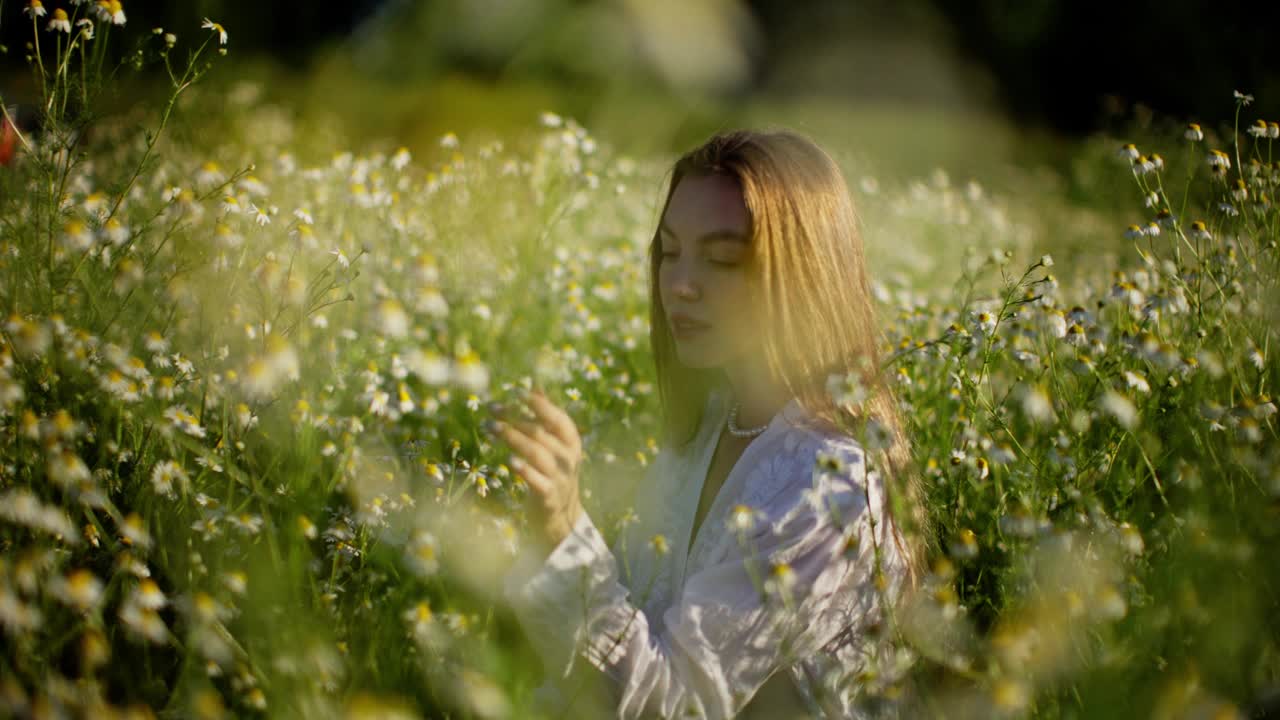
[487,387,585,549]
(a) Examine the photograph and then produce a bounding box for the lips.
[670,313,710,330]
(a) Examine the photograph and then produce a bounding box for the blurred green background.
[1,2,1278,718]
[4,0,1276,188]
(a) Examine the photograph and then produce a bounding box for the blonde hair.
[647,128,933,589]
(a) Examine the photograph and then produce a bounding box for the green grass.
[0,8,1277,719]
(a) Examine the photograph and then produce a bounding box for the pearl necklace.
[727,402,770,438]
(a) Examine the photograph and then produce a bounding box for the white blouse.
[503,388,911,719]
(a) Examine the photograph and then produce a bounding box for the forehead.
[661,173,749,238]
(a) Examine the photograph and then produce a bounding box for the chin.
[679,357,718,370]
[675,349,706,368]
[675,342,729,370]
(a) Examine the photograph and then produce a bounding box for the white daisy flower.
[102,0,125,25]
[163,405,207,438]
[405,530,440,576]
[0,589,43,634]
[1118,524,1144,556]
[119,513,153,550]
[971,310,997,336]
[103,217,129,245]
[648,534,670,557]
[1020,384,1053,424]
[1099,390,1138,429]
[48,449,92,489]
[391,147,411,170]
[119,602,168,644]
[130,579,168,610]
[404,602,445,648]
[1042,309,1067,339]
[453,352,490,393]
[1094,584,1127,621]
[50,569,104,612]
[949,529,979,561]
[369,389,390,417]
[0,489,77,542]
[228,513,263,535]
[727,503,764,533]
[151,459,190,498]
[249,203,271,226]
[1232,179,1249,203]
[1206,149,1231,170]
[1123,370,1151,394]
[61,219,95,252]
[763,562,797,603]
[201,17,227,45]
[375,298,410,338]
[46,8,71,32]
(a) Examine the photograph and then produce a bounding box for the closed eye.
[660,252,739,267]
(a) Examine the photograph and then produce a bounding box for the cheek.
[716,270,753,298]
[705,274,754,320]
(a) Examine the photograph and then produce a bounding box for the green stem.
[32,16,48,112]
[104,35,214,226]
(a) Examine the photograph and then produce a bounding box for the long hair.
[647,128,933,590]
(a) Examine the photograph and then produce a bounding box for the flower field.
[0,7,1277,719]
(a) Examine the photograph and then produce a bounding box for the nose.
[666,262,700,301]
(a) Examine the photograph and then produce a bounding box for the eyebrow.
[658,221,748,244]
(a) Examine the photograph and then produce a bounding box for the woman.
[491,129,930,719]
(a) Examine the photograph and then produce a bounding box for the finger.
[502,398,539,423]
[498,417,572,475]
[509,417,572,460]
[512,457,572,520]
[513,417,582,477]
[524,388,582,455]
[510,456,552,496]
[488,396,536,425]
[498,421,561,479]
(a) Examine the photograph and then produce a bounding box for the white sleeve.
[502,436,882,720]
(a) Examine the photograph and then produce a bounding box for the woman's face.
[657,172,756,369]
